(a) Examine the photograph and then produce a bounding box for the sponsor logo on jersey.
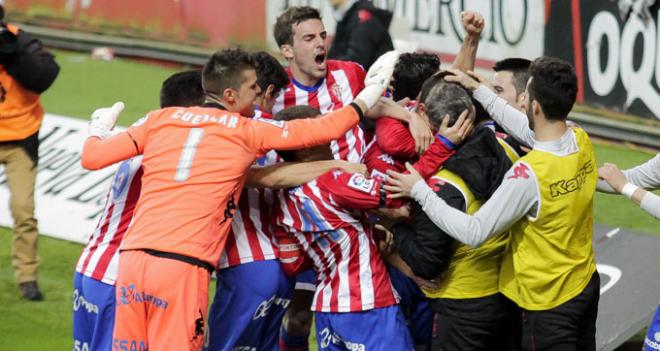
[319,327,365,351]
[252,295,291,320]
[72,289,100,314]
[118,284,168,309]
[112,338,147,351]
[550,160,594,198]
[508,163,530,180]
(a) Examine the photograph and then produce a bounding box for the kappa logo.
[549,160,594,198]
[508,163,530,180]
[377,153,395,165]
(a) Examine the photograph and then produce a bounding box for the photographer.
[0,1,59,301]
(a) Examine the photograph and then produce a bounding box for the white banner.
[266,0,545,67]
[0,114,122,244]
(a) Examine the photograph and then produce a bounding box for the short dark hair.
[392,53,441,101]
[420,72,473,130]
[202,47,256,96]
[252,51,290,94]
[274,6,322,47]
[528,56,577,120]
[273,105,322,161]
[493,58,532,96]
[160,70,204,108]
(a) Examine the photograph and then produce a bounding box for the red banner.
[6,0,266,48]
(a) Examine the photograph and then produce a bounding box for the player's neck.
[534,118,568,142]
[289,64,321,87]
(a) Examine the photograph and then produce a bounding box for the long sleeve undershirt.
[597,153,660,219]
[410,124,580,247]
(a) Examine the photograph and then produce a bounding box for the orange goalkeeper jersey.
[81,104,359,266]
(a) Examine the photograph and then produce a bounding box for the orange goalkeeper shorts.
[112,250,211,351]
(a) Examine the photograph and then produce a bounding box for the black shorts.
[430,292,521,351]
[521,271,600,351]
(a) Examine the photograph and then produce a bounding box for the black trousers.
[430,292,521,351]
[520,272,600,351]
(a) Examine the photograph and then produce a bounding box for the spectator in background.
[327,0,394,69]
[0,0,60,301]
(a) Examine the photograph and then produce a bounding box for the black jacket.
[0,26,59,94]
[328,0,394,69]
[394,127,513,280]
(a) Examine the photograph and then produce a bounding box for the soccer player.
[206,50,365,351]
[391,76,521,350]
[491,58,532,111]
[73,70,205,351]
[81,47,398,351]
[597,154,660,351]
[387,57,600,351]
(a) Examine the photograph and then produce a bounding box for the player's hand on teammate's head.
[599,163,628,193]
[89,101,125,139]
[443,69,480,91]
[437,108,475,146]
[356,50,401,109]
[461,11,485,37]
[334,160,368,176]
[384,162,423,199]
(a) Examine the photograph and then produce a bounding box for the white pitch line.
[605,227,621,238]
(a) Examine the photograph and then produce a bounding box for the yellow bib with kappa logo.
[499,128,598,310]
[422,169,509,299]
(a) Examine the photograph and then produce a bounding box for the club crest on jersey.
[331,83,343,100]
[347,173,375,194]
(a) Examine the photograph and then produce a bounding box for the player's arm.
[369,98,434,155]
[394,180,464,280]
[445,70,535,148]
[317,170,403,211]
[246,160,367,189]
[81,102,149,170]
[375,117,417,159]
[81,133,140,170]
[450,11,483,72]
[599,161,660,219]
[248,103,362,153]
[386,161,539,247]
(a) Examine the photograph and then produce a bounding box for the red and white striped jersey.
[75,156,143,285]
[273,60,366,163]
[218,150,280,268]
[218,109,281,268]
[275,170,399,312]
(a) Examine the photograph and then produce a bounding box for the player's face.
[236,69,261,116]
[492,71,523,111]
[287,19,328,85]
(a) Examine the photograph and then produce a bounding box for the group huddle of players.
[70,5,633,351]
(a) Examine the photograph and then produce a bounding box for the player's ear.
[280,45,294,60]
[265,84,275,100]
[222,88,235,103]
